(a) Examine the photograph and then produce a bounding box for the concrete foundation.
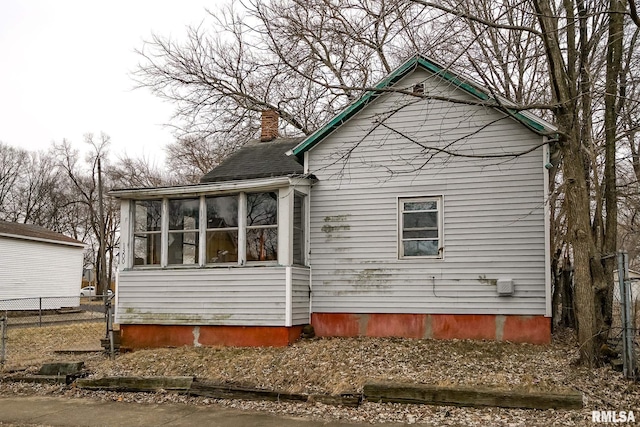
[311,313,550,344]
[120,313,550,349]
[120,325,303,349]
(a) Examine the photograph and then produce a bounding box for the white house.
[0,221,85,310]
[112,55,555,348]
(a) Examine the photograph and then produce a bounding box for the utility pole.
[97,157,108,304]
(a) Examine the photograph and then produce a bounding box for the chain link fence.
[613,252,639,379]
[0,295,116,368]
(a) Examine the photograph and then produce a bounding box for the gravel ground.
[1,324,639,426]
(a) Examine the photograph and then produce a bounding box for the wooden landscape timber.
[75,376,194,393]
[363,381,583,410]
[71,375,583,410]
[189,380,309,403]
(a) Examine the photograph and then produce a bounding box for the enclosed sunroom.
[111,138,313,348]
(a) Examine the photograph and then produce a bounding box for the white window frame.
[132,199,163,266]
[166,197,201,266]
[245,191,279,263]
[292,192,306,266]
[204,194,240,266]
[398,196,443,259]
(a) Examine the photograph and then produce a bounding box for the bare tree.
[165,135,239,184]
[134,0,451,143]
[54,134,119,296]
[110,154,170,188]
[0,143,78,235]
[0,137,191,293]
[17,152,61,227]
[0,142,27,216]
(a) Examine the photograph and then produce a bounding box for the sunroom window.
[133,200,162,265]
[168,198,200,265]
[399,197,442,258]
[246,192,278,262]
[206,195,239,263]
[293,193,305,265]
[129,189,304,268]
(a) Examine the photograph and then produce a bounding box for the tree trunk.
[561,260,576,328]
[551,250,562,331]
[97,158,108,302]
[561,132,600,365]
[533,0,612,365]
[599,0,625,337]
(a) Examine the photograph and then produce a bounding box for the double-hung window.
[292,193,305,265]
[399,197,442,258]
[168,198,200,265]
[206,195,239,263]
[133,200,162,265]
[246,192,278,261]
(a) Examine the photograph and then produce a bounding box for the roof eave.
[110,175,314,199]
[0,232,86,248]
[292,57,421,157]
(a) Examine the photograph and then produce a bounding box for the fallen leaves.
[1,326,638,426]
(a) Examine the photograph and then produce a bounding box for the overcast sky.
[0,1,212,164]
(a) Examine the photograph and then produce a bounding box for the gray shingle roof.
[200,138,305,183]
[0,220,84,246]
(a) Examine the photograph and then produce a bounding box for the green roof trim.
[292,55,549,156]
[416,57,489,102]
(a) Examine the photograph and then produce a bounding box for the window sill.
[126,262,282,271]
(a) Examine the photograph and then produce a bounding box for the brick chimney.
[260,109,279,142]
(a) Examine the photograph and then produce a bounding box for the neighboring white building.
[112,55,555,348]
[0,221,85,310]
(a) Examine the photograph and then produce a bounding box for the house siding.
[307,67,547,316]
[116,266,289,326]
[0,237,83,310]
[291,266,311,324]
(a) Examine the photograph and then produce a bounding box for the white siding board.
[0,236,84,310]
[291,267,310,324]
[307,67,547,316]
[116,267,288,326]
[309,190,544,203]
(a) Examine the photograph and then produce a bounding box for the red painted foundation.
[312,313,551,344]
[120,314,550,349]
[431,314,496,341]
[366,314,427,338]
[311,313,361,337]
[120,325,303,349]
[502,315,551,344]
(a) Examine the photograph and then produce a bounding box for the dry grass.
[2,323,639,414]
[86,329,627,398]
[3,322,106,370]
[2,323,640,426]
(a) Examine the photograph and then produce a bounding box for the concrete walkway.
[0,396,400,427]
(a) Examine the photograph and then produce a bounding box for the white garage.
[0,221,85,310]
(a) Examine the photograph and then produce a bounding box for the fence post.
[618,251,637,379]
[0,316,6,366]
[623,252,636,379]
[105,297,115,360]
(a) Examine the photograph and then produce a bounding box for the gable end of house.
[292,55,554,158]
